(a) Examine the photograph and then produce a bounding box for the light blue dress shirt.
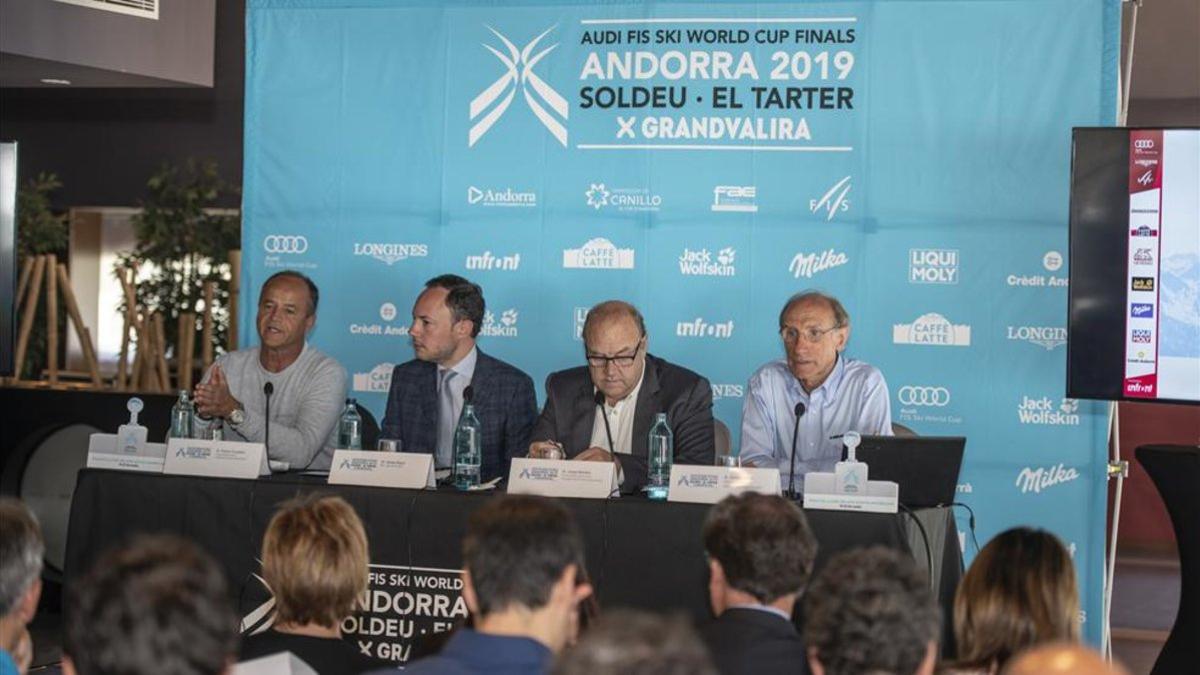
[739,355,893,489]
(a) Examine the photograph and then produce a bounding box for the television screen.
[1067,128,1200,405]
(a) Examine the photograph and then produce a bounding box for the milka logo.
[1006,326,1067,350]
[469,25,568,147]
[353,243,429,265]
[809,176,852,221]
[1015,463,1080,494]
[676,318,734,339]
[466,251,521,271]
[789,248,848,279]
[679,247,736,277]
[339,458,378,471]
[480,309,519,338]
[174,446,211,459]
[1017,396,1080,426]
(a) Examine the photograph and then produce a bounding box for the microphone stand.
[789,402,806,499]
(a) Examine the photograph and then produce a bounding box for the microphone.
[263,382,274,454]
[594,390,622,492]
[788,401,806,499]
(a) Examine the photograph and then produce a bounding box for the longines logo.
[789,248,848,279]
[809,176,852,221]
[352,243,429,266]
[469,26,568,147]
[353,363,395,393]
[1006,326,1067,350]
[1015,463,1080,494]
[711,384,744,401]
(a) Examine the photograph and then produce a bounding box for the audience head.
[411,274,485,365]
[777,290,850,391]
[953,527,1080,671]
[462,494,591,652]
[702,493,817,614]
[582,300,648,404]
[257,271,319,351]
[261,494,369,630]
[552,610,717,675]
[1001,643,1128,675]
[804,546,940,675]
[64,535,238,675]
[0,498,44,657]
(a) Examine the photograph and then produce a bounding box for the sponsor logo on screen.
[585,183,662,212]
[1131,277,1155,291]
[480,309,519,338]
[679,247,736,277]
[469,25,567,147]
[563,238,635,269]
[1131,329,1152,343]
[1130,303,1154,318]
[465,251,521,271]
[573,307,589,341]
[1017,397,1080,426]
[1135,169,1155,186]
[893,313,971,346]
[1130,226,1158,237]
[1132,248,1155,266]
[1015,462,1080,494]
[809,176,852,221]
[909,249,959,285]
[353,363,395,393]
[711,185,757,213]
[1133,138,1156,151]
[898,386,950,407]
[1006,326,1067,350]
[676,318,734,339]
[352,243,429,265]
[1126,380,1155,394]
[789,248,848,279]
[467,186,537,208]
[711,384,745,401]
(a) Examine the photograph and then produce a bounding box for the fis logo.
[1136,169,1154,186]
[809,176,852,221]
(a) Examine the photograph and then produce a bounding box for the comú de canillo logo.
[469,26,568,147]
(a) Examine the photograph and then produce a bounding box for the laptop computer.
[850,435,967,508]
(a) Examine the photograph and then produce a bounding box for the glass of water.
[715,454,741,468]
[377,439,400,452]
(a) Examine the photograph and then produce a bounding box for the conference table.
[64,469,962,663]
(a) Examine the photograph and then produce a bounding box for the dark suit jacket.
[530,353,715,492]
[699,608,809,675]
[380,349,536,481]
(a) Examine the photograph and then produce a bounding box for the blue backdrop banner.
[244,0,1119,648]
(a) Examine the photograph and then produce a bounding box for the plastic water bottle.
[454,404,482,490]
[169,390,193,439]
[338,399,362,450]
[647,413,673,500]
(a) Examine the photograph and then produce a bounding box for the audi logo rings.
[1133,139,1155,150]
[898,386,950,406]
[263,235,309,254]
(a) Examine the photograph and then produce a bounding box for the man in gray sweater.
[193,271,347,471]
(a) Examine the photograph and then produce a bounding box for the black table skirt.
[65,469,960,662]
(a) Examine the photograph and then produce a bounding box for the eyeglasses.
[586,340,643,369]
[780,325,842,344]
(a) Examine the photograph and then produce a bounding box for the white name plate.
[87,433,167,473]
[667,465,782,504]
[164,438,268,479]
[507,457,617,499]
[327,450,435,489]
[802,472,899,513]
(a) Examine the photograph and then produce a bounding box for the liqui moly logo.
[1015,463,1080,494]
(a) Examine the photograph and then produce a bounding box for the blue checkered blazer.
[380,350,536,481]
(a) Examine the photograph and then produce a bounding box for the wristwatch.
[228,405,245,426]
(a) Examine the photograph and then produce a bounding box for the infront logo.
[676,318,734,339]
[263,235,308,254]
[466,251,521,271]
[898,386,950,407]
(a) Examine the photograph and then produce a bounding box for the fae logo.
[467,186,537,207]
[909,249,959,285]
[676,318,734,339]
[480,309,519,338]
[893,313,971,347]
[353,363,395,393]
[679,247,736,277]
[1131,329,1152,343]
[1017,396,1081,426]
[469,26,567,147]
[898,386,950,407]
[1015,463,1080,494]
[1130,303,1154,318]
[352,243,429,266]
[809,176,852,221]
[1006,326,1067,350]
[586,182,661,212]
[465,251,521,271]
[711,384,745,401]
[563,238,635,269]
[789,249,848,279]
[712,185,757,213]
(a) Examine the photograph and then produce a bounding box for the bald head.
[1002,643,1128,675]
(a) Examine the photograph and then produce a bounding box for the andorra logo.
[469,25,568,147]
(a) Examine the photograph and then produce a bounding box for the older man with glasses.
[529,300,715,493]
[739,290,892,494]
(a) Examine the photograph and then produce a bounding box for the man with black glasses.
[528,300,715,493]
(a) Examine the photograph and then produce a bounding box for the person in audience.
[529,300,715,493]
[804,546,940,675]
[240,494,389,675]
[63,535,238,675]
[381,274,537,481]
[552,610,717,675]
[945,527,1080,674]
[0,499,43,675]
[1001,643,1128,675]
[698,493,817,675]
[391,494,593,675]
[195,270,348,471]
[739,291,892,489]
